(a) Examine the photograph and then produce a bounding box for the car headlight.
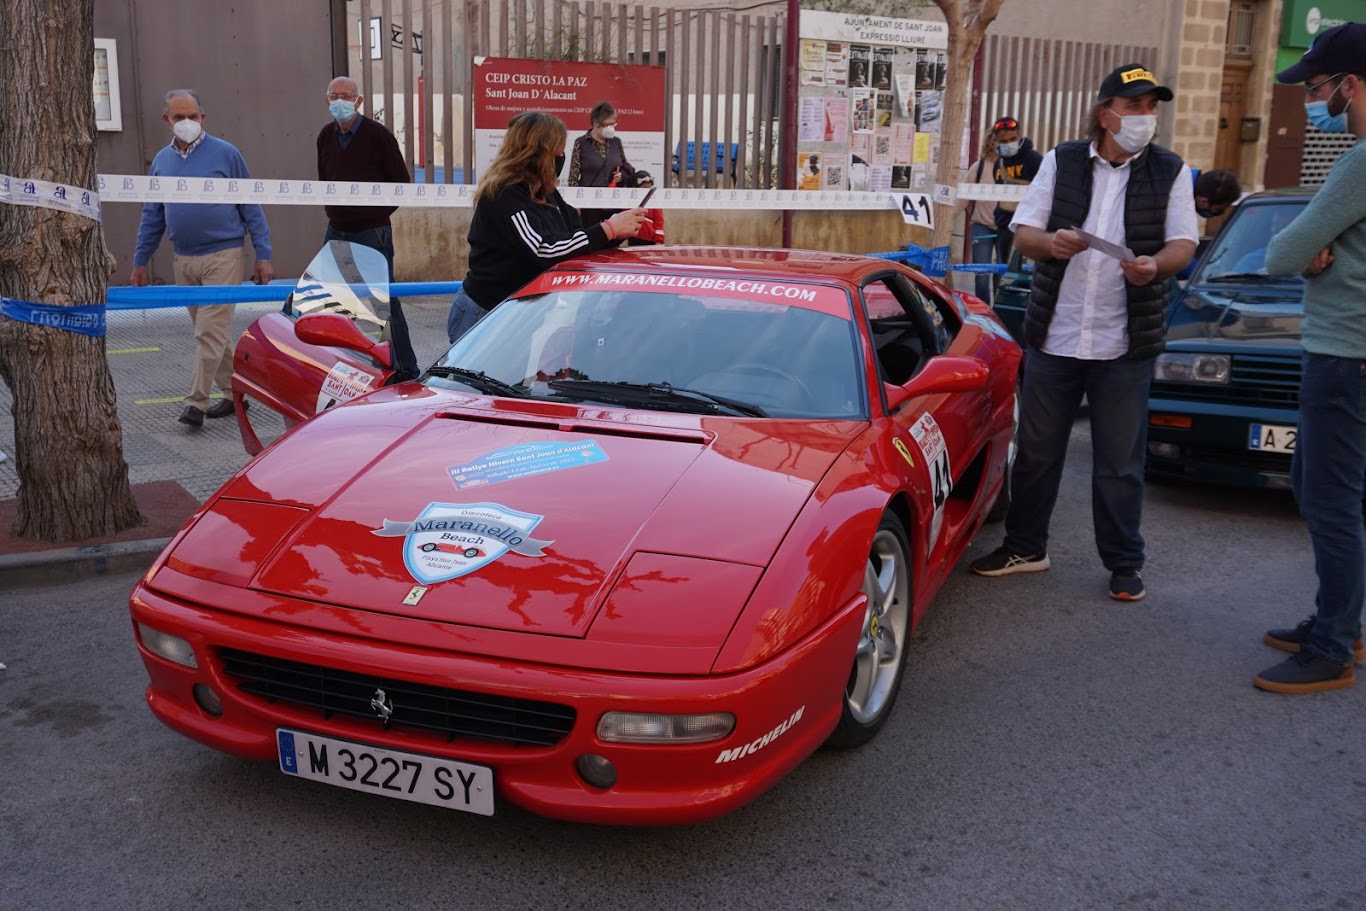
[136,622,198,668]
[597,712,736,744]
[1153,353,1231,384]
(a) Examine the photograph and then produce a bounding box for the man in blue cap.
[1255,23,1366,694]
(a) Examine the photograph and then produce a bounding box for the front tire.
[826,511,912,749]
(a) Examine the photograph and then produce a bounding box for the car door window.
[860,275,942,386]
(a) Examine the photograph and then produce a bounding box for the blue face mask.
[1305,80,1351,133]
[329,99,357,123]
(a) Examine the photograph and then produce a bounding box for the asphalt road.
[3,426,1365,911]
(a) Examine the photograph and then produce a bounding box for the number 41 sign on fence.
[893,193,934,229]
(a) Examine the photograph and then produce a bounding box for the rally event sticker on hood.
[372,502,553,584]
[448,440,607,490]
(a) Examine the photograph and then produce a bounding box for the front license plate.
[1248,423,1297,454]
[277,729,494,815]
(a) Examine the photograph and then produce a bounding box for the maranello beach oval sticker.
[371,502,553,584]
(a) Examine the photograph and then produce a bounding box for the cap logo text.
[1121,68,1156,84]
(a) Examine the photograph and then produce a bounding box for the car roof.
[554,245,904,283]
[1239,187,1317,202]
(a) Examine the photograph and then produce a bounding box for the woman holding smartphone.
[446,111,647,342]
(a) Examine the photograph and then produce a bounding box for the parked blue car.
[1145,189,1312,489]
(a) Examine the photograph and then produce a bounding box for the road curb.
[0,537,171,589]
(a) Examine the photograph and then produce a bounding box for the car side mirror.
[885,356,990,412]
[294,313,392,368]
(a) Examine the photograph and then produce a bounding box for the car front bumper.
[1146,395,1296,490]
[129,571,865,825]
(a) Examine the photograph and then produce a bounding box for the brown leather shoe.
[178,405,205,427]
[205,398,239,419]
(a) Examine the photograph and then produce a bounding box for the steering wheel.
[709,362,816,409]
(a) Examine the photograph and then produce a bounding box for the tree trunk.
[931,0,1006,251]
[0,0,142,541]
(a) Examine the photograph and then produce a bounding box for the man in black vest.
[970,65,1198,602]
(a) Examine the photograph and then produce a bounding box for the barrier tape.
[2,172,1027,217]
[0,174,102,221]
[103,281,462,311]
[0,297,106,337]
[91,174,1028,210]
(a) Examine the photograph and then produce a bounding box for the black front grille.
[1154,352,1301,405]
[219,649,576,747]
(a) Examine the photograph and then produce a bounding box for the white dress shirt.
[1011,143,1198,360]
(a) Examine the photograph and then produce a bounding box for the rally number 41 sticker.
[908,413,952,550]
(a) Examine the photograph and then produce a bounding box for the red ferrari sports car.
[129,242,1021,824]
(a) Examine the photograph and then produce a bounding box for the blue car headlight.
[1154,353,1231,384]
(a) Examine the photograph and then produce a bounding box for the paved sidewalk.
[0,294,455,586]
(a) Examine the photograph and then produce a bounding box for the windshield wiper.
[1204,272,1299,283]
[425,366,528,397]
[547,380,768,417]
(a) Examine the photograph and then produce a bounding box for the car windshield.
[1196,200,1310,285]
[428,288,867,419]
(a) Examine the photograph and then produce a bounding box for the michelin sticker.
[449,440,607,490]
[372,502,553,584]
[317,361,379,413]
[909,413,952,551]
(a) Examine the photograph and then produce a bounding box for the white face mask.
[1109,112,1157,153]
[172,118,202,144]
[599,125,617,140]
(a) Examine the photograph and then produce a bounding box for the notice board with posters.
[796,11,949,193]
[472,57,666,185]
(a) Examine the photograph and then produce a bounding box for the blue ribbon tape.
[104,280,463,311]
[0,297,106,337]
[947,263,1010,274]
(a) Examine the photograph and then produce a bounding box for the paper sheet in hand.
[1072,228,1136,262]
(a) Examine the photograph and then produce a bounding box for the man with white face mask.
[1254,23,1366,695]
[568,100,636,229]
[131,89,273,428]
[317,76,418,381]
[970,65,1197,603]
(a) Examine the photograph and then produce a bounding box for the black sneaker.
[970,547,1050,577]
[1264,617,1366,662]
[1253,650,1355,694]
[1108,568,1145,601]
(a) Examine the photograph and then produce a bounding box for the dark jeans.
[1292,352,1366,664]
[968,222,997,300]
[323,224,418,376]
[446,286,487,344]
[1003,348,1154,570]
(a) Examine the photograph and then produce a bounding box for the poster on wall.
[472,57,666,183]
[796,10,948,192]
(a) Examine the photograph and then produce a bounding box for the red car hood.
[208,398,863,637]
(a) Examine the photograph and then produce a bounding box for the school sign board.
[472,57,666,185]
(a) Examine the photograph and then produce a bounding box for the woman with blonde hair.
[446,110,646,341]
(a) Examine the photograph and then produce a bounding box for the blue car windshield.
[1197,200,1310,283]
[431,289,868,419]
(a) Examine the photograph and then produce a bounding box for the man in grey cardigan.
[1256,23,1366,694]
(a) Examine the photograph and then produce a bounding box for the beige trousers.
[173,247,243,410]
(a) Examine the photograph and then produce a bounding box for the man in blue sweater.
[1256,23,1366,694]
[131,90,272,428]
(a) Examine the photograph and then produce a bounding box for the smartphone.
[638,186,656,207]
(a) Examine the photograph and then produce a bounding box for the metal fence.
[348,0,786,189]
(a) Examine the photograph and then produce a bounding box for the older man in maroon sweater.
[317,76,418,379]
